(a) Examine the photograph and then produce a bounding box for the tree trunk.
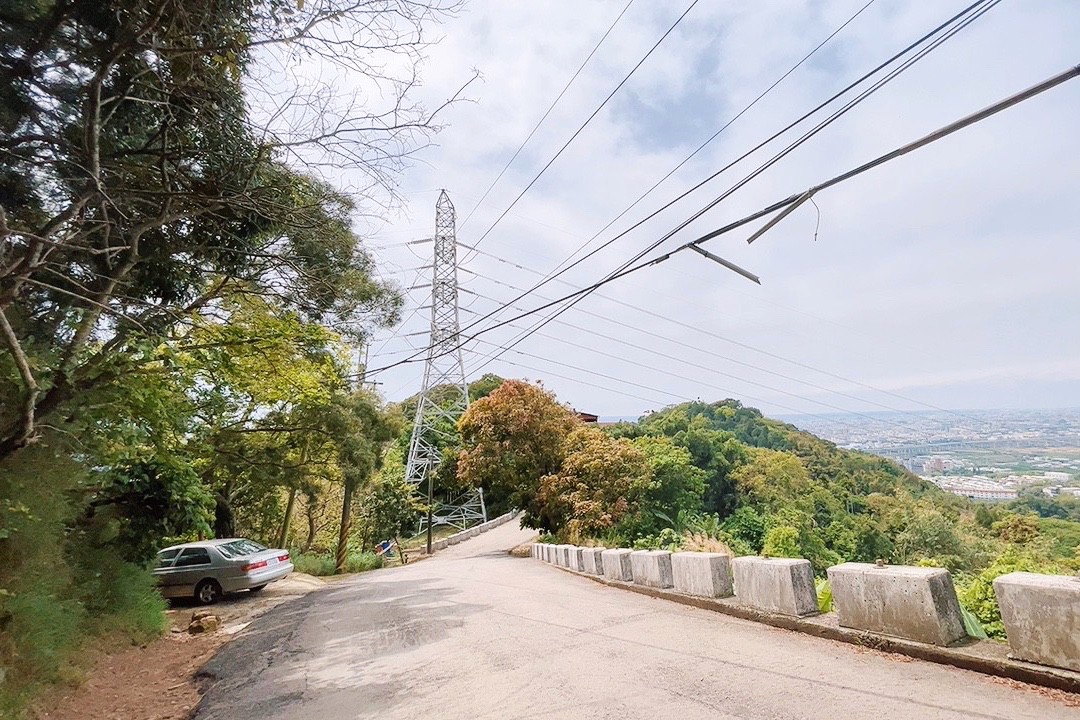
[335,483,354,574]
[304,494,317,552]
[214,490,235,538]
[277,486,297,548]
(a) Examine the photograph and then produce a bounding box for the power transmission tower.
[405,191,485,550]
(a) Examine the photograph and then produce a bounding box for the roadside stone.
[188,615,221,634]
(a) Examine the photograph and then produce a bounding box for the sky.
[314,0,1080,421]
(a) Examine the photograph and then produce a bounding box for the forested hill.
[632,399,938,504]
[606,399,955,570]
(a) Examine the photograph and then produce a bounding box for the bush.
[0,445,170,717]
[344,551,384,573]
[762,525,801,558]
[291,553,338,576]
[956,550,1066,640]
[291,551,384,576]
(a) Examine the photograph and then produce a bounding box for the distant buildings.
[930,475,1018,501]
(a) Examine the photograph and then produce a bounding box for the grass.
[401,524,461,550]
[291,551,385,576]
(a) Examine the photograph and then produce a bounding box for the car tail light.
[241,560,268,572]
[278,553,290,562]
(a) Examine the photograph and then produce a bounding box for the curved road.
[195,521,1076,719]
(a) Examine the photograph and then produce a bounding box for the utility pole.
[406,191,485,545]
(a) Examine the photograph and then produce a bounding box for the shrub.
[291,553,337,576]
[956,550,1066,640]
[291,551,384,576]
[762,525,801,558]
[815,578,833,613]
[344,551,384,573]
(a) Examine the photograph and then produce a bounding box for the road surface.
[195,521,1077,719]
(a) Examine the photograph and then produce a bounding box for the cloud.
[341,0,1080,420]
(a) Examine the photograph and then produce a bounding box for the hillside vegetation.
[455,381,1080,638]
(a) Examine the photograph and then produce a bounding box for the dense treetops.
[453,385,1079,605]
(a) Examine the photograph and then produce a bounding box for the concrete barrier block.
[994,572,1080,672]
[545,545,555,563]
[630,550,674,589]
[582,547,606,575]
[601,549,633,581]
[558,545,572,567]
[827,563,965,646]
[732,557,817,617]
[671,552,733,598]
[567,546,584,572]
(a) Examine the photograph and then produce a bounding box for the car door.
[171,547,214,594]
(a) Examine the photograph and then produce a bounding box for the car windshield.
[217,539,267,558]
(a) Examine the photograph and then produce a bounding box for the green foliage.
[90,455,213,563]
[763,526,802,558]
[1038,518,1080,563]
[991,513,1041,544]
[0,445,169,715]
[539,426,651,541]
[956,550,1067,639]
[815,578,833,613]
[632,528,682,550]
[960,605,989,640]
[291,550,384,576]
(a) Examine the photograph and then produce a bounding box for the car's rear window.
[217,539,267,558]
[156,548,181,566]
[174,547,212,567]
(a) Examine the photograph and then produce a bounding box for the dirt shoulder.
[32,573,325,720]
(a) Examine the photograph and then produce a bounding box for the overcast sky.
[344,0,1079,421]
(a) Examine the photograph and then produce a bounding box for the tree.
[626,436,705,537]
[536,427,650,539]
[0,0,472,459]
[991,513,1041,545]
[320,391,400,573]
[456,380,579,527]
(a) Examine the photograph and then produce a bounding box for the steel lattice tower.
[406,191,484,530]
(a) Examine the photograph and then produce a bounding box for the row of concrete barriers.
[530,543,1080,674]
[424,512,516,552]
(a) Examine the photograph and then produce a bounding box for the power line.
[520,0,879,299]
[468,292,910,426]
[488,0,1003,357]
[454,0,993,344]
[365,61,1080,378]
[465,0,701,257]
[384,2,985,373]
[458,0,636,231]
[459,270,967,424]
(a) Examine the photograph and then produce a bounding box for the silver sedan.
[154,538,294,604]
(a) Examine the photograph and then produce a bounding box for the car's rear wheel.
[194,579,223,605]
[248,584,267,593]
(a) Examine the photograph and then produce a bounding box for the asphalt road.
[195,521,1077,720]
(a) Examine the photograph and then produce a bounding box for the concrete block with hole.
[827,563,965,646]
[994,572,1080,672]
[582,548,605,575]
[601,548,633,581]
[630,550,674,589]
[733,557,818,617]
[671,552,733,598]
